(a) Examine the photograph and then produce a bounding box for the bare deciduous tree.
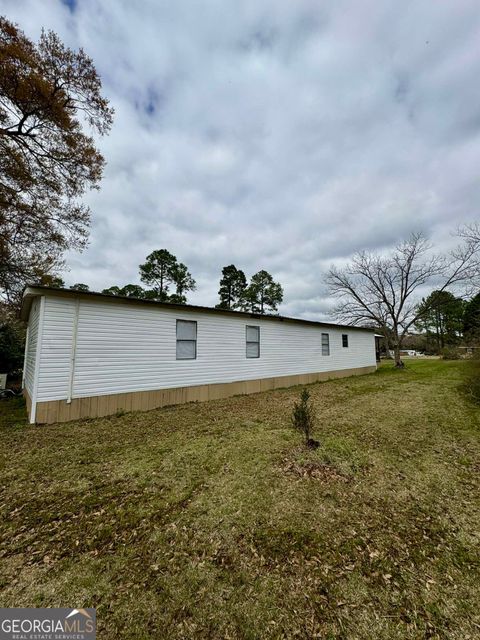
[325,232,480,367]
[458,222,480,243]
[458,223,480,295]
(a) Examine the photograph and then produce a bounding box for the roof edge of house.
[20,284,375,332]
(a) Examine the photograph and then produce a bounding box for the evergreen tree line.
[413,290,480,351]
[39,249,480,345]
[3,247,480,376]
[39,249,284,315]
[33,249,480,344]
[215,265,283,313]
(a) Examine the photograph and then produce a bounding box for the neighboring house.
[20,286,377,424]
[374,334,384,361]
[389,349,418,357]
[458,346,479,356]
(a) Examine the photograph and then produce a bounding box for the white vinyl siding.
[31,295,377,401]
[246,325,260,358]
[35,297,77,401]
[23,297,40,397]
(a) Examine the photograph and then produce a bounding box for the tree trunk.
[435,309,441,352]
[383,335,392,359]
[393,344,404,368]
[378,326,392,359]
[393,329,404,368]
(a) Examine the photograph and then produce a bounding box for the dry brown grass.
[0,360,479,639]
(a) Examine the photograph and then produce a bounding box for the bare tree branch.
[325,231,480,367]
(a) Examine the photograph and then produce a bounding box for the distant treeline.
[40,248,284,315]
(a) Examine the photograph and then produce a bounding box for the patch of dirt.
[281,458,351,483]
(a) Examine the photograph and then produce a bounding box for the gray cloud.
[3,0,480,317]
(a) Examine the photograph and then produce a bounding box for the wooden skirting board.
[30,365,377,424]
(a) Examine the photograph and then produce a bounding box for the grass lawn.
[0,360,479,639]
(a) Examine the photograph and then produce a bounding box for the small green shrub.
[0,321,25,374]
[291,388,318,447]
[441,346,461,360]
[462,351,480,404]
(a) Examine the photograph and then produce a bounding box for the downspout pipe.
[67,298,80,404]
[30,296,45,424]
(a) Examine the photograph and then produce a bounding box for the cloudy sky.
[3,0,480,318]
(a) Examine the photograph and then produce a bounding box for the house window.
[321,333,330,356]
[342,334,349,348]
[176,320,197,360]
[246,325,260,358]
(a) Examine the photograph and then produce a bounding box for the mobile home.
[20,286,377,424]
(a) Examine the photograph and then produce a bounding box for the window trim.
[342,334,349,348]
[176,319,197,360]
[321,332,330,356]
[246,325,260,359]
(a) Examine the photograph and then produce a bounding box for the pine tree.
[416,290,465,350]
[70,283,90,292]
[464,292,480,340]
[216,265,247,310]
[139,250,195,303]
[172,263,196,304]
[102,286,122,296]
[242,270,283,314]
[119,284,145,298]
